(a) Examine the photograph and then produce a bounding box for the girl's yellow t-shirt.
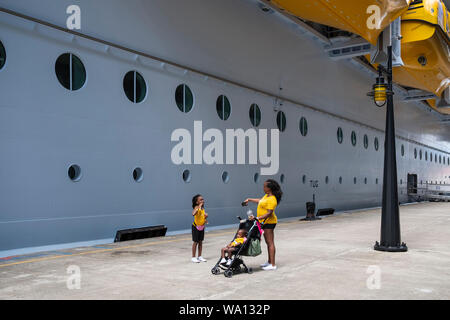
[256,194,278,224]
[193,208,206,227]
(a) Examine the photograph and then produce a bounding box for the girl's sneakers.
[191,257,200,263]
[192,257,206,263]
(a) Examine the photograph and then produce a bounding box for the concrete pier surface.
[1,202,449,300]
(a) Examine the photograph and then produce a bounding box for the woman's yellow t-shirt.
[257,194,278,224]
[193,208,206,227]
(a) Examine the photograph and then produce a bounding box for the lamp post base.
[300,216,321,221]
[374,241,408,252]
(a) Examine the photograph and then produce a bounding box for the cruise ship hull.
[0,0,449,255]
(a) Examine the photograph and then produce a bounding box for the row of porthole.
[25,51,380,147]
[410,146,449,165]
[2,44,450,163]
[69,165,380,185]
[51,53,447,160]
[46,51,310,130]
[68,165,447,186]
[337,128,380,150]
[68,165,144,182]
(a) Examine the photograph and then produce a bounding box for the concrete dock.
[1,202,450,300]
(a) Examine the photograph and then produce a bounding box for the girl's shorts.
[192,225,205,242]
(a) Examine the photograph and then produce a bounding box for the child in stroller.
[211,216,262,278]
[219,229,248,266]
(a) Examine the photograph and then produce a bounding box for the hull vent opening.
[114,225,167,242]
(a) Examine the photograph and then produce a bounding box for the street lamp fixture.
[367,67,393,107]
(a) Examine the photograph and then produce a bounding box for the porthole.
[325,176,329,184]
[435,154,437,163]
[222,171,230,183]
[337,127,343,144]
[175,84,194,113]
[182,170,191,183]
[254,172,260,183]
[425,151,428,161]
[353,177,357,184]
[351,131,357,146]
[123,71,147,103]
[401,145,404,156]
[0,40,6,70]
[133,167,143,182]
[374,137,379,151]
[302,175,306,184]
[364,177,367,185]
[364,135,368,149]
[280,174,285,184]
[68,164,81,182]
[216,95,231,120]
[430,152,433,162]
[439,155,442,164]
[299,117,308,137]
[414,148,417,159]
[249,104,261,127]
[419,150,422,160]
[276,111,286,132]
[339,177,343,184]
[55,53,86,91]
[376,178,379,185]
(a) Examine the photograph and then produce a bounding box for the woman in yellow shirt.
[191,194,208,263]
[244,179,282,271]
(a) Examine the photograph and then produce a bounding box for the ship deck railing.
[407,183,450,202]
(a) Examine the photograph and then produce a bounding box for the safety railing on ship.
[407,182,450,202]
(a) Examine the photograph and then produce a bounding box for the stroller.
[211,215,263,278]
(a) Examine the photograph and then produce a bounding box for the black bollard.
[300,201,321,221]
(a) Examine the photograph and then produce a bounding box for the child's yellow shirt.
[229,237,245,247]
[193,208,206,227]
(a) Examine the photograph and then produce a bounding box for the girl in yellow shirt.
[243,179,282,271]
[191,194,208,263]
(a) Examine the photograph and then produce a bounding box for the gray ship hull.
[0,0,449,256]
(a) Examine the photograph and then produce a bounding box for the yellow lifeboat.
[269,0,412,45]
[395,0,450,114]
[269,0,450,114]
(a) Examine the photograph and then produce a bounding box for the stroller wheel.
[211,267,220,275]
[224,270,233,278]
[247,267,253,274]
